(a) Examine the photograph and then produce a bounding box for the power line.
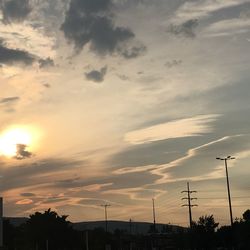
[202,205,250,208]
[198,196,250,200]
[181,182,198,228]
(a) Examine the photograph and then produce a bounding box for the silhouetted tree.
[243,209,250,222]
[161,224,172,233]
[147,224,158,234]
[3,219,18,250]
[233,209,250,249]
[191,215,219,249]
[23,208,80,250]
[216,225,233,249]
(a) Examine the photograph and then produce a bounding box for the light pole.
[216,156,235,227]
[152,198,156,233]
[101,204,110,233]
[0,197,2,247]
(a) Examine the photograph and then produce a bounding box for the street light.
[101,204,111,233]
[216,156,235,227]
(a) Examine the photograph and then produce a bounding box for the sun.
[0,127,33,158]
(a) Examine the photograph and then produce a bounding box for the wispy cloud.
[173,0,248,22]
[102,187,166,201]
[0,96,19,104]
[125,114,220,145]
[16,198,33,205]
[203,18,250,37]
[113,165,157,175]
[0,22,56,58]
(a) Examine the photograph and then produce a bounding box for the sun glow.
[0,126,35,158]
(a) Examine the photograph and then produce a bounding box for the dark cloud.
[0,39,35,65]
[1,0,32,23]
[108,136,207,169]
[167,19,198,38]
[38,57,54,68]
[56,177,81,187]
[119,44,146,59]
[240,9,250,19]
[61,0,136,56]
[0,158,86,191]
[117,74,129,81]
[20,193,36,197]
[0,96,20,113]
[85,66,107,82]
[15,144,32,160]
[42,197,68,204]
[0,96,19,104]
[165,59,182,68]
[43,83,51,88]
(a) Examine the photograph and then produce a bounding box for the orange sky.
[1,0,250,227]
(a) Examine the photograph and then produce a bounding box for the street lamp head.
[216,156,236,160]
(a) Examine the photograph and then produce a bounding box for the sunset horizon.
[1,0,250,230]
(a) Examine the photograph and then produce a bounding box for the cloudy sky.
[1,0,250,227]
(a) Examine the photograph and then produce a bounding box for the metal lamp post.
[216,156,235,227]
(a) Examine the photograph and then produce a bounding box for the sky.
[0,0,250,227]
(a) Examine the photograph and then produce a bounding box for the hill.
[73,220,182,234]
[5,217,182,235]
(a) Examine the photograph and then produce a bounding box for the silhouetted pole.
[129,219,133,250]
[152,198,156,232]
[0,197,2,248]
[181,182,197,228]
[216,156,235,227]
[129,218,132,235]
[101,204,111,233]
[85,230,89,250]
[46,239,49,250]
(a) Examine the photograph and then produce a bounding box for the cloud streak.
[0,96,19,104]
[0,39,35,65]
[173,0,248,22]
[167,19,198,38]
[125,114,220,145]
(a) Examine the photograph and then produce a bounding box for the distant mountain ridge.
[5,217,182,235]
[73,220,182,234]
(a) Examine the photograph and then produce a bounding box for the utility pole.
[181,182,197,228]
[129,219,132,235]
[216,156,235,227]
[46,239,49,250]
[0,197,3,248]
[101,204,111,233]
[85,230,89,250]
[152,198,156,233]
[129,219,133,250]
